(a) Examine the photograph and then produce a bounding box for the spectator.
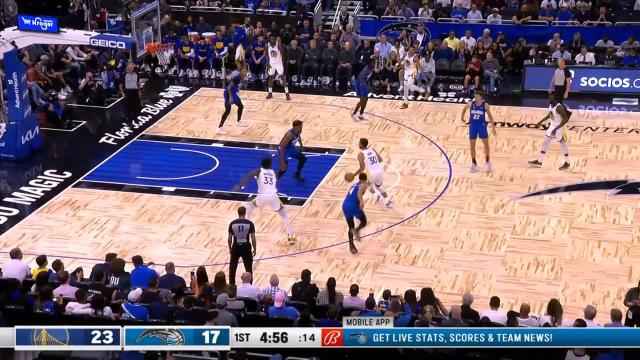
[472,41,488,60]
[336,41,355,87]
[480,296,507,324]
[211,271,228,297]
[404,290,419,316]
[460,30,477,52]
[552,44,573,62]
[4,248,31,281]
[286,40,303,84]
[419,53,436,93]
[359,296,382,316]
[574,2,591,22]
[490,42,505,64]
[301,39,321,85]
[581,305,599,327]
[574,46,595,65]
[225,285,245,311]
[375,34,393,59]
[194,16,212,34]
[486,8,503,24]
[33,255,50,279]
[316,277,344,306]
[601,46,619,66]
[445,31,460,51]
[262,274,287,298]
[621,36,640,53]
[213,293,239,326]
[268,291,300,320]
[595,35,614,48]
[541,0,558,9]
[140,277,162,303]
[556,4,574,21]
[435,40,455,61]
[547,33,564,52]
[517,303,539,326]
[53,271,78,298]
[34,285,57,314]
[539,298,571,327]
[320,41,338,84]
[70,267,84,286]
[343,284,366,309]
[594,6,612,23]
[65,288,90,313]
[424,41,437,59]
[107,258,130,292]
[317,305,342,327]
[191,266,209,299]
[31,272,49,294]
[418,2,433,18]
[477,29,493,49]
[512,4,535,24]
[236,272,260,300]
[604,309,624,327]
[559,0,576,8]
[539,2,556,21]
[73,294,114,319]
[466,4,483,20]
[621,48,640,67]
[568,32,584,53]
[416,305,435,327]
[386,297,412,327]
[340,24,359,51]
[90,253,117,282]
[398,2,416,19]
[121,288,150,320]
[461,291,480,323]
[378,290,392,313]
[383,0,400,15]
[635,0,640,10]
[291,269,319,307]
[451,1,468,20]
[456,41,472,63]
[130,255,157,289]
[442,305,468,327]
[88,270,111,300]
[483,51,501,93]
[158,262,186,291]
[416,288,447,317]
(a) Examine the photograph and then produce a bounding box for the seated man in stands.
[574,46,596,65]
[621,48,640,67]
[268,291,300,320]
[552,44,573,63]
[418,53,435,94]
[538,2,556,22]
[464,55,483,91]
[482,51,501,93]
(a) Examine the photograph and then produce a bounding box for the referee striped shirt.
[228,218,255,247]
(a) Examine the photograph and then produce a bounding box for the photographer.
[78,71,98,105]
[40,91,70,128]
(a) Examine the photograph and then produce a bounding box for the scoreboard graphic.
[8,324,640,350]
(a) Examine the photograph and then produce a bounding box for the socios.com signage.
[17,14,59,33]
[89,33,133,50]
[523,65,640,94]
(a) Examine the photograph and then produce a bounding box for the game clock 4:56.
[232,328,321,348]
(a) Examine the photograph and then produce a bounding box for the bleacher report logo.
[321,329,343,346]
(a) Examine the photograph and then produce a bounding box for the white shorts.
[253,193,282,211]
[369,168,385,189]
[545,125,567,142]
[268,63,284,76]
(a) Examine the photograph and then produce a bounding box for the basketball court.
[2,87,640,323]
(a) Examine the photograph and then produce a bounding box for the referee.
[548,58,572,104]
[228,206,256,285]
[120,62,141,120]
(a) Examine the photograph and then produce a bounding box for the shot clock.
[231,328,322,348]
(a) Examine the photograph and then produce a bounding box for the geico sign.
[579,77,640,89]
[90,38,127,49]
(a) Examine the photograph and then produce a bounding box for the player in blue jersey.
[351,57,373,121]
[218,68,248,134]
[249,34,267,81]
[211,29,229,80]
[342,173,369,254]
[195,38,212,79]
[460,90,497,173]
[175,36,195,78]
[277,120,306,180]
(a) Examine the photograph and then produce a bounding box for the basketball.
[344,172,355,182]
[145,43,157,53]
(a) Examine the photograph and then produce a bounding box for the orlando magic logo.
[349,333,368,345]
[135,328,185,345]
[518,179,640,199]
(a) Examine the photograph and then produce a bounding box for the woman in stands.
[191,266,210,299]
[316,277,344,307]
[34,285,58,314]
[418,287,448,317]
[456,41,472,63]
[212,271,229,296]
[384,51,401,92]
[490,42,505,66]
[539,298,572,327]
[472,40,488,61]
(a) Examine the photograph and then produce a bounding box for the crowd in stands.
[2,248,640,359]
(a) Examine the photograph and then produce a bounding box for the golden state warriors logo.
[31,328,70,346]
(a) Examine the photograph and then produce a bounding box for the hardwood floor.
[3,88,640,323]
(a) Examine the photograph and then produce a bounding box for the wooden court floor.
[3,88,640,323]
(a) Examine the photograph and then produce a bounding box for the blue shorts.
[343,205,365,222]
[223,90,241,106]
[354,80,368,97]
[281,147,303,163]
[469,121,488,139]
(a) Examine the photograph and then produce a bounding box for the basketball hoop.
[154,43,174,67]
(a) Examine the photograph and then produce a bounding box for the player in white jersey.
[400,45,426,110]
[353,138,394,208]
[265,34,291,101]
[529,95,571,171]
[234,157,296,244]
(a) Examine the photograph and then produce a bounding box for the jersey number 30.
[368,156,378,165]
